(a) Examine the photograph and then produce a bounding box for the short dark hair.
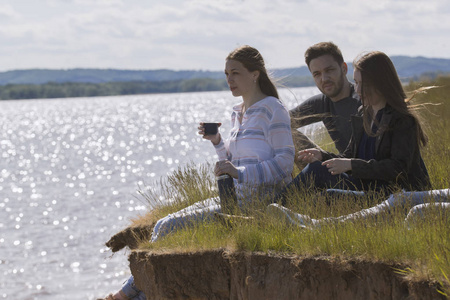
[304,42,344,68]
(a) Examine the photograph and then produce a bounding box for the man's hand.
[322,158,352,175]
[298,148,323,163]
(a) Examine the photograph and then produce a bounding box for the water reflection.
[0,87,318,299]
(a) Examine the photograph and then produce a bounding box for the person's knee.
[304,160,323,173]
[300,161,326,184]
[151,215,173,242]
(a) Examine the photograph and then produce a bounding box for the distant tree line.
[1,71,445,100]
[0,78,230,100]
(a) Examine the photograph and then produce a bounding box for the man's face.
[309,54,347,101]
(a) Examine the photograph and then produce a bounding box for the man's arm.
[290,96,325,128]
[290,96,325,169]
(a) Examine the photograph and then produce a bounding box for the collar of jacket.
[351,104,394,155]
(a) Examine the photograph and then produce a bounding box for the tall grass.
[134,76,450,292]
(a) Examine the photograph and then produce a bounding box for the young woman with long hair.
[99,45,295,300]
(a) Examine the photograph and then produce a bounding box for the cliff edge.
[107,226,446,300]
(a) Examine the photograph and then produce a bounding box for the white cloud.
[0,0,448,71]
[0,3,19,19]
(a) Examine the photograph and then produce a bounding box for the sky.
[0,0,449,72]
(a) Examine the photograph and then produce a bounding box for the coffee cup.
[203,122,219,135]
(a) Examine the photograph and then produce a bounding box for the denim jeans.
[327,189,450,222]
[151,196,222,242]
[122,275,146,300]
[272,161,369,205]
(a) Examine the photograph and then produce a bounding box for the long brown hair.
[353,51,428,147]
[226,45,279,99]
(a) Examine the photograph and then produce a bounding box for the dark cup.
[217,174,237,214]
[203,123,219,135]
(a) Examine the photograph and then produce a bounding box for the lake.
[0,87,319,299]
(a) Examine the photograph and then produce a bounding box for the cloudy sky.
[0,0,449,72]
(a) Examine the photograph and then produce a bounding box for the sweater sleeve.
[237,106,295,185]
[213,137,229,161]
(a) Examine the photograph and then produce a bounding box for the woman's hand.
[322,158,352,175]
[198,122,222,145]
[214,160,238,179]
[297,148,322,163]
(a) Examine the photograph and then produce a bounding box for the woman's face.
[353,68,363,99]
[225,59,258,98]
[354,68,386,109]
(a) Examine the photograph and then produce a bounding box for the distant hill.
[1,56,449,100]
[1,56,449,86]
[272,56,450,86]
[0,69,225,85]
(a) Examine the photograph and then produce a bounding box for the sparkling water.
[0,87,318,299]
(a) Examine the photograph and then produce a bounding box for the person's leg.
[151,197,221,242]
[98,275,146,300]
[268,191,403,228]
[267,194,392,228]
[119,275,146,300]
[271,161,361,205]
[405,202,450,222]
[402,189,450,222]
[322,190,424,223]
[383,189,450,207]
[320,189,450,223]
[267,203,317,228]
[268,189,450,229]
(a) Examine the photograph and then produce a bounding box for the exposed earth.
[106,225,446,300]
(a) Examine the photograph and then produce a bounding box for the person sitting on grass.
[290,41,360,159]
[98,45,295,300]
[272,50,431,206]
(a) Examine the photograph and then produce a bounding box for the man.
[291,42,360,166]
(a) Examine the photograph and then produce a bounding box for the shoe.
[267,204,312,228]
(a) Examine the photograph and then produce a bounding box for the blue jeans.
[327,189,450,222]
[122,275,146,300]
[151,197,222,242]
[273,161,390,205]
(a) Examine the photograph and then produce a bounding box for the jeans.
[151,196,222,242]
[328,189,450,222]
[122,275,146,300]
[273,161,372,205]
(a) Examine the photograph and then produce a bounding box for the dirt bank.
[107,226,446,300]
[130,250,445,300]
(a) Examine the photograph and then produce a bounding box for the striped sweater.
[215,96,295,198]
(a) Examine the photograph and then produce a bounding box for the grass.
[131,75,450,295]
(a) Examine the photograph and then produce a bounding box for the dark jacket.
[322,104,431,191]
[290,84,360,153]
